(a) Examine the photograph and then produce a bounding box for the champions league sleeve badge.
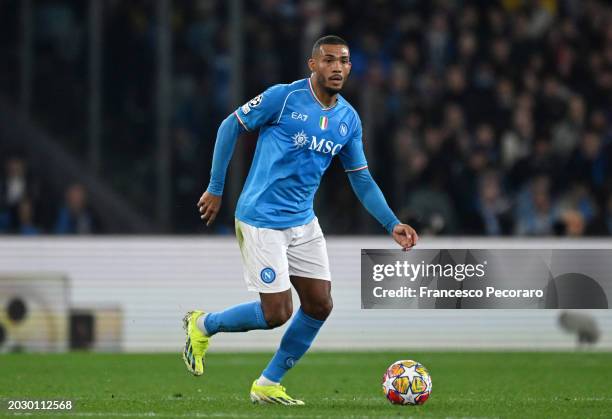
[249,94,263,107]
[241,93,263,114]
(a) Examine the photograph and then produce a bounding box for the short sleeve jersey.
[234,78,367,229]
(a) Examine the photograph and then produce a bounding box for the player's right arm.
[199,84,288,226]
[198,114,243,226]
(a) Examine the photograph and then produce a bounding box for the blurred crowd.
[322,0,612,236]
[0,154,98,234]
[0,0,611,236]
[305,0,612,236]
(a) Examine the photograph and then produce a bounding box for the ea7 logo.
[291,112,308,121]
[309,136,342,155]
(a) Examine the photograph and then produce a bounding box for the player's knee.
[303,296,333,321]
[318,296,333,319]
[266,310,292,328]
[324,297,333,317]
[263,300,293,328]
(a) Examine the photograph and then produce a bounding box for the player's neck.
[309,75,338,108]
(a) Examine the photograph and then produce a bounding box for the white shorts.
[235,217,331,293]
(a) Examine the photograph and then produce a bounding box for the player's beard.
[317,73,343,95]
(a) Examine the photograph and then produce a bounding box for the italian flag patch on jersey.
[319,116,328,130]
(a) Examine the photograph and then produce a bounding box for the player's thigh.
[290,275,331,301]
[286,218,331,281]
[235,218,291,294]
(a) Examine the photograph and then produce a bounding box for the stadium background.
[0,0,611,354]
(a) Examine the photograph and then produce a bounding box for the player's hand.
[392,223,419,251]
[197,191,222,227]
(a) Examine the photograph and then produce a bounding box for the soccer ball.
[382,359,432,405]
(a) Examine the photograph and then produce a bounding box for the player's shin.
[260,307,325,383]
[203,301,269,336]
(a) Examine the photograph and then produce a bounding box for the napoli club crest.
[339,122,348,136]
[260,267,276,284]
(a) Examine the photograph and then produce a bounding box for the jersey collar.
[307,78,339,111]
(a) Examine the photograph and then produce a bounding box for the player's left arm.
[346,169,418,250]
[339,121,418,250]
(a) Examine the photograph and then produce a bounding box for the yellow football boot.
[182,310,210,376]
[250,380,305,405]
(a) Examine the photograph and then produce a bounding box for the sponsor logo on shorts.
[260,267,276,284]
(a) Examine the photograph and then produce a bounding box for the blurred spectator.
[555,209,586,237]
[552,95,585,161]
[557,183,597,225]
[16,199,40,235]
[426,13,452,73]
[566,131,608,193]
[54,184,97,235]
[403,187,457,235]
[473,171,514,235]
[515,176,558,236]
[0,156,38,232]
[509,137,558,191]
[501,108,533,170]
[587,195,612,235]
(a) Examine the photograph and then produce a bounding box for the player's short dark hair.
[312,35,349,57]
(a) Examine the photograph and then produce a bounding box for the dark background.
[0,0,610,236]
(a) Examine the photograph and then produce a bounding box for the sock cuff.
[254,302,270,329]
[296,307,325,328]
[199,313,211,336]
[203,312,217,336]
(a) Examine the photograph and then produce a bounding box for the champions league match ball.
[382,360,432,405]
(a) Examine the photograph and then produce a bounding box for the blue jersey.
[233,78,368,229]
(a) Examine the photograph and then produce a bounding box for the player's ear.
[307,57,316,72]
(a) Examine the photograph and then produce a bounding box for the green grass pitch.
[1,351,612,418]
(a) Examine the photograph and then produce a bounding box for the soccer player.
[183,35,418,405]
